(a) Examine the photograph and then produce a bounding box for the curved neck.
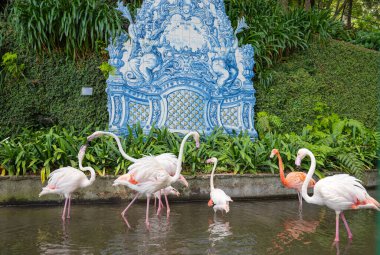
[276,152,286,186]
[78,149,96,186]
[210,161,217,190]
[82,167,96,186]
[171,132,194,183]
[100,131,137,162]
[301,150,317,204]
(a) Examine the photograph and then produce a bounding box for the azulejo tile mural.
[106,0,257,137]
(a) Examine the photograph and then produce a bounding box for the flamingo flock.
[39,131,379,242]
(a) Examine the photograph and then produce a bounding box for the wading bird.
[207,157,232,213]
[39,144,95,220]
[270,148,315,211]
[112,131,199,228]
[295,148,379,242]
[87,131,189,215]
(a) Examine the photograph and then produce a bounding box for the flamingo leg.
[340,212,353,239]
[334,212,340,242]
[62,198,68,221]
[146,196,150,229]
[157,191,163,215]
[121,193,139,228]
[154,196,157,208]
[67,196,71,219]
[297,191,303,213]
[164,193,170,218]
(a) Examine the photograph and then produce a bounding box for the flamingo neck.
[78,151,96,187]
[276,151,286,186]
[210,161,217,190]
[82,167,96,186]
[100,131,137,162]
[301,150,317,204]
[171,132,194,183]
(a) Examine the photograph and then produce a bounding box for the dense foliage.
[8,0,123,58]
[256,39,380,133]
[0,110,378,181]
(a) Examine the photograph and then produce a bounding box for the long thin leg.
[164,193,170,218]
[297,192,303,213]
[146,196,150,229]
[157,191,163,215]
[334,212,340,242]
[154,196,157,208]
[340,212,353,239]
[67,196,71,219]
[121,194,139,228]
[62,198,68,221]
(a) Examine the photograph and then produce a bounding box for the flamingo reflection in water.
[208,214,233,251]
[267,210,324,254]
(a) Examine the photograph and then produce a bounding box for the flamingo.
[270,148,315,210]
[112,131,199,228]
[154,186,180,209]
[295,148,380,242]
[39,144,95,220]
[206,157,233,213]
[87,131,189,214]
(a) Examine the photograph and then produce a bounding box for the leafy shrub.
[0,111,378,181]
[255,40,380,133]
[8,0,124,58]
[351,30,380,51]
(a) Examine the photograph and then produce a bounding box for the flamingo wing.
[316,174,374,210]
[154,153,178,175]
[40,167,85,196]
[286,172,315,190]
[127,156,166,182]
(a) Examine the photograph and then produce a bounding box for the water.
[0,196,377,255]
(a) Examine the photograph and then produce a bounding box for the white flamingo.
[112,131,200,228]
[296,148,379,242]
[206,157,233,213]
[87,131,189,214]
[39,144,95,220]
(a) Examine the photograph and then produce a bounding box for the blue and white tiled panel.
[165,89,206,132]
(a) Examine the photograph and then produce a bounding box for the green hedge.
[256,39,380,133]
[0,50,108,138]
[1,39,378,138]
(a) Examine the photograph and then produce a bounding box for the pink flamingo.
[206,157,233,213]
[112,131,199,228]
[270,148,315,210]
[39,144,95,220]
[87,131,189,215]
[296,148,379,242]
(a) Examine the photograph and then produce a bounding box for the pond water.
[0,194,377,255]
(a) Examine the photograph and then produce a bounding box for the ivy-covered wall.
[1,39,379,138]
[256,39,380,133]
[0,50,108,137]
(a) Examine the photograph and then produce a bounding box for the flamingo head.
[87,131,104,141]
[205,157,217,164]
[295,148,310,166]
[168,187,180,197]
[192,132,200,148]
[78,144,87,162]
[270,149,279,158]
[179,174,189,187]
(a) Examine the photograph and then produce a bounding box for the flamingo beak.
[179,175,189,187]
[295,157,301,167]
[208,199,213,207]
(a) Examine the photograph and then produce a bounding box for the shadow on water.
[0,193,377,255]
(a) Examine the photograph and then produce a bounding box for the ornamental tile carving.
[107,0,257,137]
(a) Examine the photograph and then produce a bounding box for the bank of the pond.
[0,171,377,205]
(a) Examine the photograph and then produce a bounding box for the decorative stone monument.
[106,0,257,137]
